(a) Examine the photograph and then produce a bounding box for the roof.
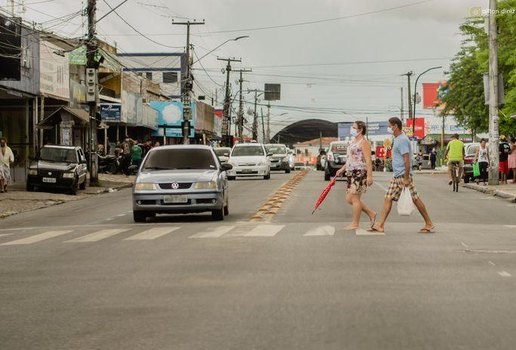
[271,119,338,146]
[38,106,90,128]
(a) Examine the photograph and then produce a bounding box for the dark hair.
[354,120,367,135]
[388,117,402,130]
[0,137,6,143]
[480,138,486,143]
[453,133,459,139]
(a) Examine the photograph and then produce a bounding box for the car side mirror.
[221,163,233,172]
[267,153,273,157]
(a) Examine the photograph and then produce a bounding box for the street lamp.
[412,66,443,136]
[193,36,250,64]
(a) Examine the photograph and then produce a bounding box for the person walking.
[508,137,516,184]
[444,134,465,186]
[475,138,489,185]
[335,121,376,230]
[499,135,511,185]
[0,137,15,193]
[131,139,143,169]
[430,147,437,169]
[370,117,434,233]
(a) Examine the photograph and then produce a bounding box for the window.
[39,147,77,163]
[265,145,287,154]
[231,146,265,157]
[145,72,152,80]
[163,72,178,84]
[142,149,217,170]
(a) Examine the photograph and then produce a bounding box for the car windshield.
[331,144,348,153]
[265,145,287,154]
[232,146,265,157]
[39,147,76,163]
[214,148,231,157]
[467,145,479,156]
[142,149,217,170]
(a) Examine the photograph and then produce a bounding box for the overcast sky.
[3,0,489,135]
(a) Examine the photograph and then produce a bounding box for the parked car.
[227,143,271,180]
[324,141,350,180]
[264,144,290,173]
[132,145,232,222]
[463,142,480,183]
[26,145,88,195]
[214,147,231,164]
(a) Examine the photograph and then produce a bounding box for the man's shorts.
[500,161,509,174]
[385,176,419,202]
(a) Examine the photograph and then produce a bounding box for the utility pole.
[488,0,499,185]
[218,57,241,146]
[86,0,99,185]
[400,87,404,123]
[266,102,271,143]
[403,71,413,134]
[235,69,251,141]
[260,107,265,143]
[247,88,263,141]
[172,19,205,144]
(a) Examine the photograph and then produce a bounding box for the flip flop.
[418,226,435,233]
[369,213,377,229]
[367,226,384,233]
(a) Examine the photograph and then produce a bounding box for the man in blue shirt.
[370,117,434,233]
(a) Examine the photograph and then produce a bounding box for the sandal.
[418,226,435,234]
[369,212,377,229]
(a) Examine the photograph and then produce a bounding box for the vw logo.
[171,182,179,189]
[48,172,52,175]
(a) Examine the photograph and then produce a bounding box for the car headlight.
[283,157,289,162]
[62,172,75,178]
[134,182,158,191]
[28,169,37,176]
[194,181,217,190]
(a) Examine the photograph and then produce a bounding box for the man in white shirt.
[0,137,15,193]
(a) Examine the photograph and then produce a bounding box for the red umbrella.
[312,177,337,214]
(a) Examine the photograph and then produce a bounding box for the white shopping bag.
[397,188,416,216]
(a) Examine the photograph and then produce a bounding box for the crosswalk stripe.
[1,230,73,245]
[0,233,13,238]
[125,227,180,240]
[242,225,285,237]
[189,226,235,238]
[65,229,130,243]
[356,228,385,236]
[304,225,335,236]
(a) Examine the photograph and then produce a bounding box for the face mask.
[350,128,358,137]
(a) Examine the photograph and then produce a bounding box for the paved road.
[1,170,516,349]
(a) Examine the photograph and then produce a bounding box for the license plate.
[42,177,56,183]
[163,195,188,204]
[241,168,253,173]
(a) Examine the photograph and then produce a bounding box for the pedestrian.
[0,137,15,193]
[335,121,376,230]
[370,117,434,233]
[499,135,511,185]
[131,139,143,168]
[445,134,465,186]
[508,137,516,184]
[121,137,133,175]
[154,141,161,148]
[475,138,489,185]
[430,147,437,169]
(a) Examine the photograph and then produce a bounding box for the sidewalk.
[463,182,516,202]
[0,173,135,219]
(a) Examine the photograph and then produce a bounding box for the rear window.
[142,149,216,170]
[214,148,231,157]
[466,145,479,156]
[331,143,348,153]
[232,146,265,157]
[40,147,77,163]
[265,145,287,154]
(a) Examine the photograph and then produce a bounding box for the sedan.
[132,145,232,222]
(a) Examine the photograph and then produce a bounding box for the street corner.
[463,182,516,202]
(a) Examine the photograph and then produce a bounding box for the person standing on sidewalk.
[444,134,465,186]
[475,138,489,185]
[131,139,143,169]
[430,147,437,169]
[370,117,434,234]
[0,137,15,193]
[335,121,376,230]
[508,137,516,184]
[499,135,511,185]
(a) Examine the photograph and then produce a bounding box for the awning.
[38,106,90,129]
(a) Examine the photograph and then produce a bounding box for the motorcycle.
[98,154,120,174]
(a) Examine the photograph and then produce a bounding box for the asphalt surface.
[1,170,516,350]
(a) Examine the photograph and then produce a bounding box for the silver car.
[132,145,232,222]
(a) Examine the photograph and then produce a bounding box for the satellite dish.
[247,108,253,116]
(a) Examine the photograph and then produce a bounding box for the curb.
[463,183,516,202]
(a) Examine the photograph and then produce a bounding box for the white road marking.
[481,197,496,200]
[356,228,385,236]
[189,226,235,239]
[488,261,496,266]
[125,227,180,240]
[242,225,285,237]
[1,230,73,246]
[504,225,516,228]
[304,225,335,236]
[460,241,469,248]
[0,233,13,238]
[374,182,388,192]
[66,229,130,243]
[498,271,512,277]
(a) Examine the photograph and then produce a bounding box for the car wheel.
[324,171,330,181]
[228,176,236,181]
[26,182,34,192]
[464,176,470,184]
[133,211,147,223]
[224,200,229,216]
[264,173,271,180]
[285,168,291,174]
[79,179,86,190]
[69,179,78,195]
[212,207,224,221]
